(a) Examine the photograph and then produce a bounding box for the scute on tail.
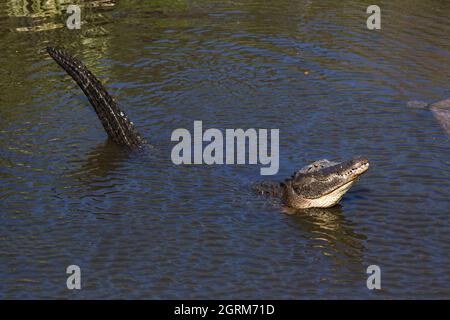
[46,47,146,150]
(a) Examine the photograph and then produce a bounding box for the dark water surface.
[0,0,449,299]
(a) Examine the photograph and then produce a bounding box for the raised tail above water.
[46,47,146,150]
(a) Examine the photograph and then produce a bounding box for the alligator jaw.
[294,178,356,208]
[332,158,370,182]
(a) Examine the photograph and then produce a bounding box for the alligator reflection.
[285,205,367,262]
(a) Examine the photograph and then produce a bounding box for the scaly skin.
[254,157,370,209]
[47,47,146,150]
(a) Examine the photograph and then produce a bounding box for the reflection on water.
[6,0,67,19]
[287,206,366,261]
[6,0,116,32]
[67,140,129,181]
[0,0,449,299]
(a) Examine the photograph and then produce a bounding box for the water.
[0,0,449,299]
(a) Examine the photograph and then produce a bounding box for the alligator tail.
[46,47,146,150]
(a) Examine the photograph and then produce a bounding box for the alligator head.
[281,157,369,209]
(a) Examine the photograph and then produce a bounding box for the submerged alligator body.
[47,47,369,210]
[253,157,369,209]
[408,98,450,136]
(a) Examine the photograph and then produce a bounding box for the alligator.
[407,98,450,136]
[47,47,369,209]
[253,157,369,209]
[46,47,146,150]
